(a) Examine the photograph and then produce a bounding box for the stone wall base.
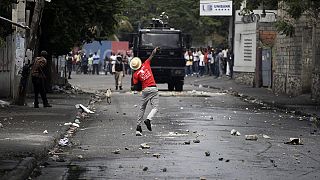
[273,73,302,96]
[312,71,320,101]
[234,72,255,87]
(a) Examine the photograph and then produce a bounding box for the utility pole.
[14,0,45,105]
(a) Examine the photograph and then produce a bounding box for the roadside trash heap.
[48,101,95,162]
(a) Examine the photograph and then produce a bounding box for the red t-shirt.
[133,59,156,90]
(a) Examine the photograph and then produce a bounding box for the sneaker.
[136,125,142,133]
[144,119,152,131]
[136,131,142,136]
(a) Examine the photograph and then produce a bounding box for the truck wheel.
[168,82,174,91]
[174,81,183,91]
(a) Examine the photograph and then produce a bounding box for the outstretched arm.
[148,47,160,61]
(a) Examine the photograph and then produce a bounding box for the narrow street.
[35,74,320,180]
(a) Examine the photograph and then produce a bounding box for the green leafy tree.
[0,0,12,47]
[122,0,229,46]
[39,0,124,55]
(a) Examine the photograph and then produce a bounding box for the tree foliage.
[0,0,12,47]
[121,0,229,46]
[40,0,124,55]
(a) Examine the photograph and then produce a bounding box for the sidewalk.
[0,92,91,180]
[185,75,320,120]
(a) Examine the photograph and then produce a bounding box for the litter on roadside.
[153,153,161,158]
[58,137,69,146]
[245,134,258,141]
[230,129,241,136]
[75,104,95,114]
[64,122,72,126]
[140,143,151,149]
[262,134,271,139]
[284,138,303,145]
[43,130,48,134]
[0,100,10,107]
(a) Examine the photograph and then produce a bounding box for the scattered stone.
[125,147,129,150]
[74,119,81,124]
[262,134,271,139]
[43,130,48,134]
[58,137,69,146]
[64,122,72,126]
[143,167,148,171]
[180,107,184,110]
[0,123,3,128]
[123,113,126,115]
[113,149,121,154]
[230,129,241,136]
[225,159,230,162]
[122,133,126,135]
[140,143,151,149]
[218,158,224,161]
[153,153,161,158]
[284,138,303,145]
[245,134,258,141]
[184,141,191,145]
[0,100,10,107]
[205,151,210,156]
[200,177,206,180]
[162,168,167,172]
[72,123,80,128]
[77,155,83,159]
[136,131,142,136]
[193,139,200,143]
[119,165,123,168]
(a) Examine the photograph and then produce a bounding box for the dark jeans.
[82,65,88,74]
[92,64,99,75]
[199,66,205,76]
[32,76,48,105]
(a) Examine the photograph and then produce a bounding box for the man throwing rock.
[130,47,160,136]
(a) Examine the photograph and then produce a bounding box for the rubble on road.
[143,167,148,171]
[230,129,241,136]
[75,104,94,114]
[153,153,161,158]
[0,123,3,128]
[43,130,48,134]
[193,139,200,143]
[140,143,151,149]
[58,137,69,147]
[205,151,210,156]
[245,134,258,141]
[0,100,10,108]
[284,138,303,145]
[184,140,191,145]
[262,134,271,139]
[112,149,121,154]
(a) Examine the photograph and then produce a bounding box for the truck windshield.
[141,33,180,48]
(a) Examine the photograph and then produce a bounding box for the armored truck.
[133,19,191,91]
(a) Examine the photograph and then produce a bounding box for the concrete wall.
[273,15,315,97]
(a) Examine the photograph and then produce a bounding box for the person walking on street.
[81,53,88,74]
[114,56,125,90]
[66,52,73,79]
[92,52,100,75]
[31,51,52,108]
[131,47,160,136]
[87,54,93,74]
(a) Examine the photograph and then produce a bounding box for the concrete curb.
[3,157,36,180]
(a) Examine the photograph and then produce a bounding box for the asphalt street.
[34,74,320,180]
